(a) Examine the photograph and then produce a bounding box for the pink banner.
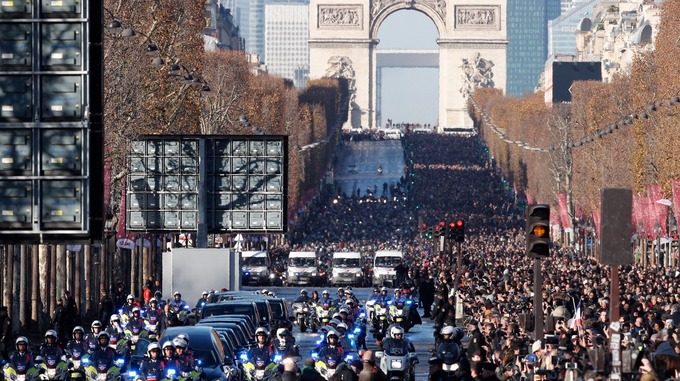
[117,178,126,238]
[592,210,601,237]
[557,192,570,228]
[633,194,643,233]
[673,179,680,231]
[648,184,668,236]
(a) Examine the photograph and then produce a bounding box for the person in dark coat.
[0,306,12,361]
[159,304,180,336]
[420,274,436,318]
[300,357,325,381]
[98,291,115,325]
[467,320,487,361]
[51,299,68,346]
[64,291,79,330]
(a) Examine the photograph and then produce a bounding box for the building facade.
[204,0,244,51]
[506,0,562,96]
[549,0,603,57]
[265,3,310,88]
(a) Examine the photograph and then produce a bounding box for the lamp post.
[654,223,662,268]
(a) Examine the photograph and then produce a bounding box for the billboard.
[126,135,288,233]
[0,0,104,242]
[545,60,601,106]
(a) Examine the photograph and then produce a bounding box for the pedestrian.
[64,290,79,330]
[359,351,387,381]
[98,290,115,324]
[420,273,435,318]
[300,357,325,381]
[0,306,11,361]
[51,298,68,345]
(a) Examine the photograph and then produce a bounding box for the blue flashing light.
[353,327,361,334]
[82,358,90,364]
[347,334,355,339]
[273,354,282,362]
[359,313,366,318]
[128,371,137,378]
[239,353,248,362]
[167,369,176,376]
[406,300,412,305]
[197,360,202,366]
[311,352,319,360]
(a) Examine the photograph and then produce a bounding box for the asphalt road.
[334,140,405,197]
[244,286,434,379]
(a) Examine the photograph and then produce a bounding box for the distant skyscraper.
[265,3,309,88]
[506,0,562,96]
[549,0,603,57]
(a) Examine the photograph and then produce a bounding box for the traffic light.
[452,220,465,243]
[425,227,434,240]
[434,221,446,237]
[421,223,433,240]
[526,204,550,258]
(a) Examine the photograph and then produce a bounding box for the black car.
[201,301,263,330]
[159,326,238,381]
[199,315,256,337]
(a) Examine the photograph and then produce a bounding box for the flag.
[569,300,582,329]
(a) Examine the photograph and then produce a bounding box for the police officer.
[39,329,65,359]
[9,336,35,368]
[66,326,89,357]
[137,343,163,381]
[248,328,277,365]
[85,321,103,353]
[318,330,344,364]
[91,332,116,368]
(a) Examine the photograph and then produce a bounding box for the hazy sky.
[377,10,439,126]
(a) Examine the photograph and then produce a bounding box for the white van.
[382,129,403,140]
[241,251,271,286]
[286,251,320,286]
[331,252,364,287]
[372,250,404,287]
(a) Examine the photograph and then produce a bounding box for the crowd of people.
[285,132,679,380]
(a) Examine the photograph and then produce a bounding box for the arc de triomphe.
[309,0,507,131]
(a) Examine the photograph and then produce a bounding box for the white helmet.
[276,328,290,341]
[441,325,455,336]
[390,325,404,338]
[110,314,120,323]
[255,327,268,337]
[172,338,187,349]
[147,343,160,356]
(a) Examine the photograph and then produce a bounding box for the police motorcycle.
[387,298,414,332]
[313,301,336,329]
[3,338,42,381]
[36,353,68,381]
[123,323,149,355]
[375,326,417,381]
[120,339,150,381]
[371,301,390,340]
[240,353,278,381]
[65,347,90,381]
[428,326,466,381]
[291,301,314,334]
[84,358,124,381]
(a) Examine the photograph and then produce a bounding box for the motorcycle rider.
[336,288,347,303]
[105,314,125,339]
[318,330,345,364]
[85,321,103,353]
[91,332,116,367]
[272,328,298,358]
[294,289,312,303]
[121,294,137,316]
[248,327,277,365]
[194,291,209,315]
[137,343,163,381]
[66,326,88,356]
[430,326,470,381]
[345,288,360,306]
[128,307,145,330]
[153,291,167,309]
[40,329,65,359]
[168,292,189,312]
[9,336,35,368]
[160,341,181,372]
[377,287,391,305]
[335,323,356,353]
[369,288,381,302]
[175,334,195,358]
[338,307,355,327]
[319,290,335,307]
[172,338,195,373]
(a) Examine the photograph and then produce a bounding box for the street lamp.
[654,223,662,268]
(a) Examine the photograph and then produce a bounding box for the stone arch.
[578,17,592,32]
[638,24,652,44]
[369,3,446,41]
[308,0,507,131]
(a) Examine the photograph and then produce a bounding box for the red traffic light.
[455,220,464,227]
[448,222,456,229]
